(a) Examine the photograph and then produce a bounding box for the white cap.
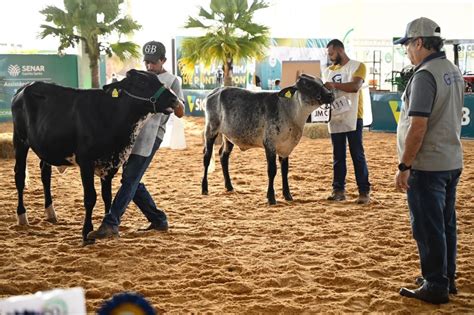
[394,17,441,45]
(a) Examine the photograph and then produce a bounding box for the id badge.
[331,96,351,115]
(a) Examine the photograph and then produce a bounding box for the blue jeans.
[407,168,461,292]
[330,118,370,193]
[103,138,167,228]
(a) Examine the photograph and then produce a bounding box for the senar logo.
[8,64,21,77]
[21,65,46,76]
[22,65,45,72]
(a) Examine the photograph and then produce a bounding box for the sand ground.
[0,117,473,313]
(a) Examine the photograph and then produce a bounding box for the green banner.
[370,91,474,139]
[0,54,78,122]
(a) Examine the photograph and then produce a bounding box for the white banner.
[311,104,331,123]
[0,287,86,315]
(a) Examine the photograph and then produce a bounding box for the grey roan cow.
[202,74,334,204]
[12,69,182,245]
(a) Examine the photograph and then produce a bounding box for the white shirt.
[131,71,183,156]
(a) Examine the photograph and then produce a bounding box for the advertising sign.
[257,38,330,90]
[0,287,86,314]
[370,92,474,139]
[0,54,78,122]
[175,37,248,90]
[183,89,212,117]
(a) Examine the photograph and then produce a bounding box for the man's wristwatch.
[398,163,412,172]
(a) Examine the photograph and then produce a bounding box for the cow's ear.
[103,83,122,98]
[277,86,297,99]
[126,69,138,78]
[102,80,121,90]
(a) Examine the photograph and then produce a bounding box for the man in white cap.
[88,41,184,240]
[394,17,464,304]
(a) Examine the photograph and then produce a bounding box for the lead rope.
[122,86,166,113]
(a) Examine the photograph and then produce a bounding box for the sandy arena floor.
[0,117,473,313]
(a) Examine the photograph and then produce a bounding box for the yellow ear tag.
[112,88,119,98]
[285,90,292,98]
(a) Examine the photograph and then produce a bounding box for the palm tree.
[180,0,270,86]
[39,0,141,88]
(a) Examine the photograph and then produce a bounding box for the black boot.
[87,223,119,240]
[415,276,457,294]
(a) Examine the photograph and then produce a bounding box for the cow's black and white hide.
[12,69,182,245]
[202,74,334,205]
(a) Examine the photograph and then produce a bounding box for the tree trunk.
[223,57,233,87]
[85,36,100,88]
[89,57,100,88]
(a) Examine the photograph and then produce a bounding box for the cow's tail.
[208,144,216,173]
[12,130,30,190]
[201,100,215,173]
[25,165,30,189]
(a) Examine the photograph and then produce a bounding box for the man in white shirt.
[88,41,185,240]
[323,39,371,204]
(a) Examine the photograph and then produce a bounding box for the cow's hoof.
[268,199,277,205]
[18,213,29,225]
[82,238,96,246]
[284,194,293,201]
[202,190,208,195]
[226,187,234,192]
[45,217,58,224]
[45,205,58,224]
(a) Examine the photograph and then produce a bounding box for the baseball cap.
[143,41,166,63]
[393,17,441,45]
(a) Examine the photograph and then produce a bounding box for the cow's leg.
[79,162,97,245]
[100,170,116,214]
[14,134,29,225]
[279,156,293,201]
[202,133,218,195]
[219,137,234,192]
[264,143,277,205]
[40,160,57,223]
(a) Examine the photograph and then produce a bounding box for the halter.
[123,86,167,113]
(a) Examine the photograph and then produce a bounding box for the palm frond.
[198,7,214,20]
[181,0,270,85]
[184,16,208,29]
[39,0,142,87]
[110,41,140,60]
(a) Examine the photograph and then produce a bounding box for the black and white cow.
[12,69,182,245]
[202,74,334,204]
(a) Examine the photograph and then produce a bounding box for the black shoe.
[356,192,370,204]
[87,223,119,240]
[400,285,449,304]
[138,222,168,232]
[415,276,424,286]
[415,276,457,294]
[449,278,458,295]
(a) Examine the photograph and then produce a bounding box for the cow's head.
[278,74,334,105]
[103,69,183,115]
